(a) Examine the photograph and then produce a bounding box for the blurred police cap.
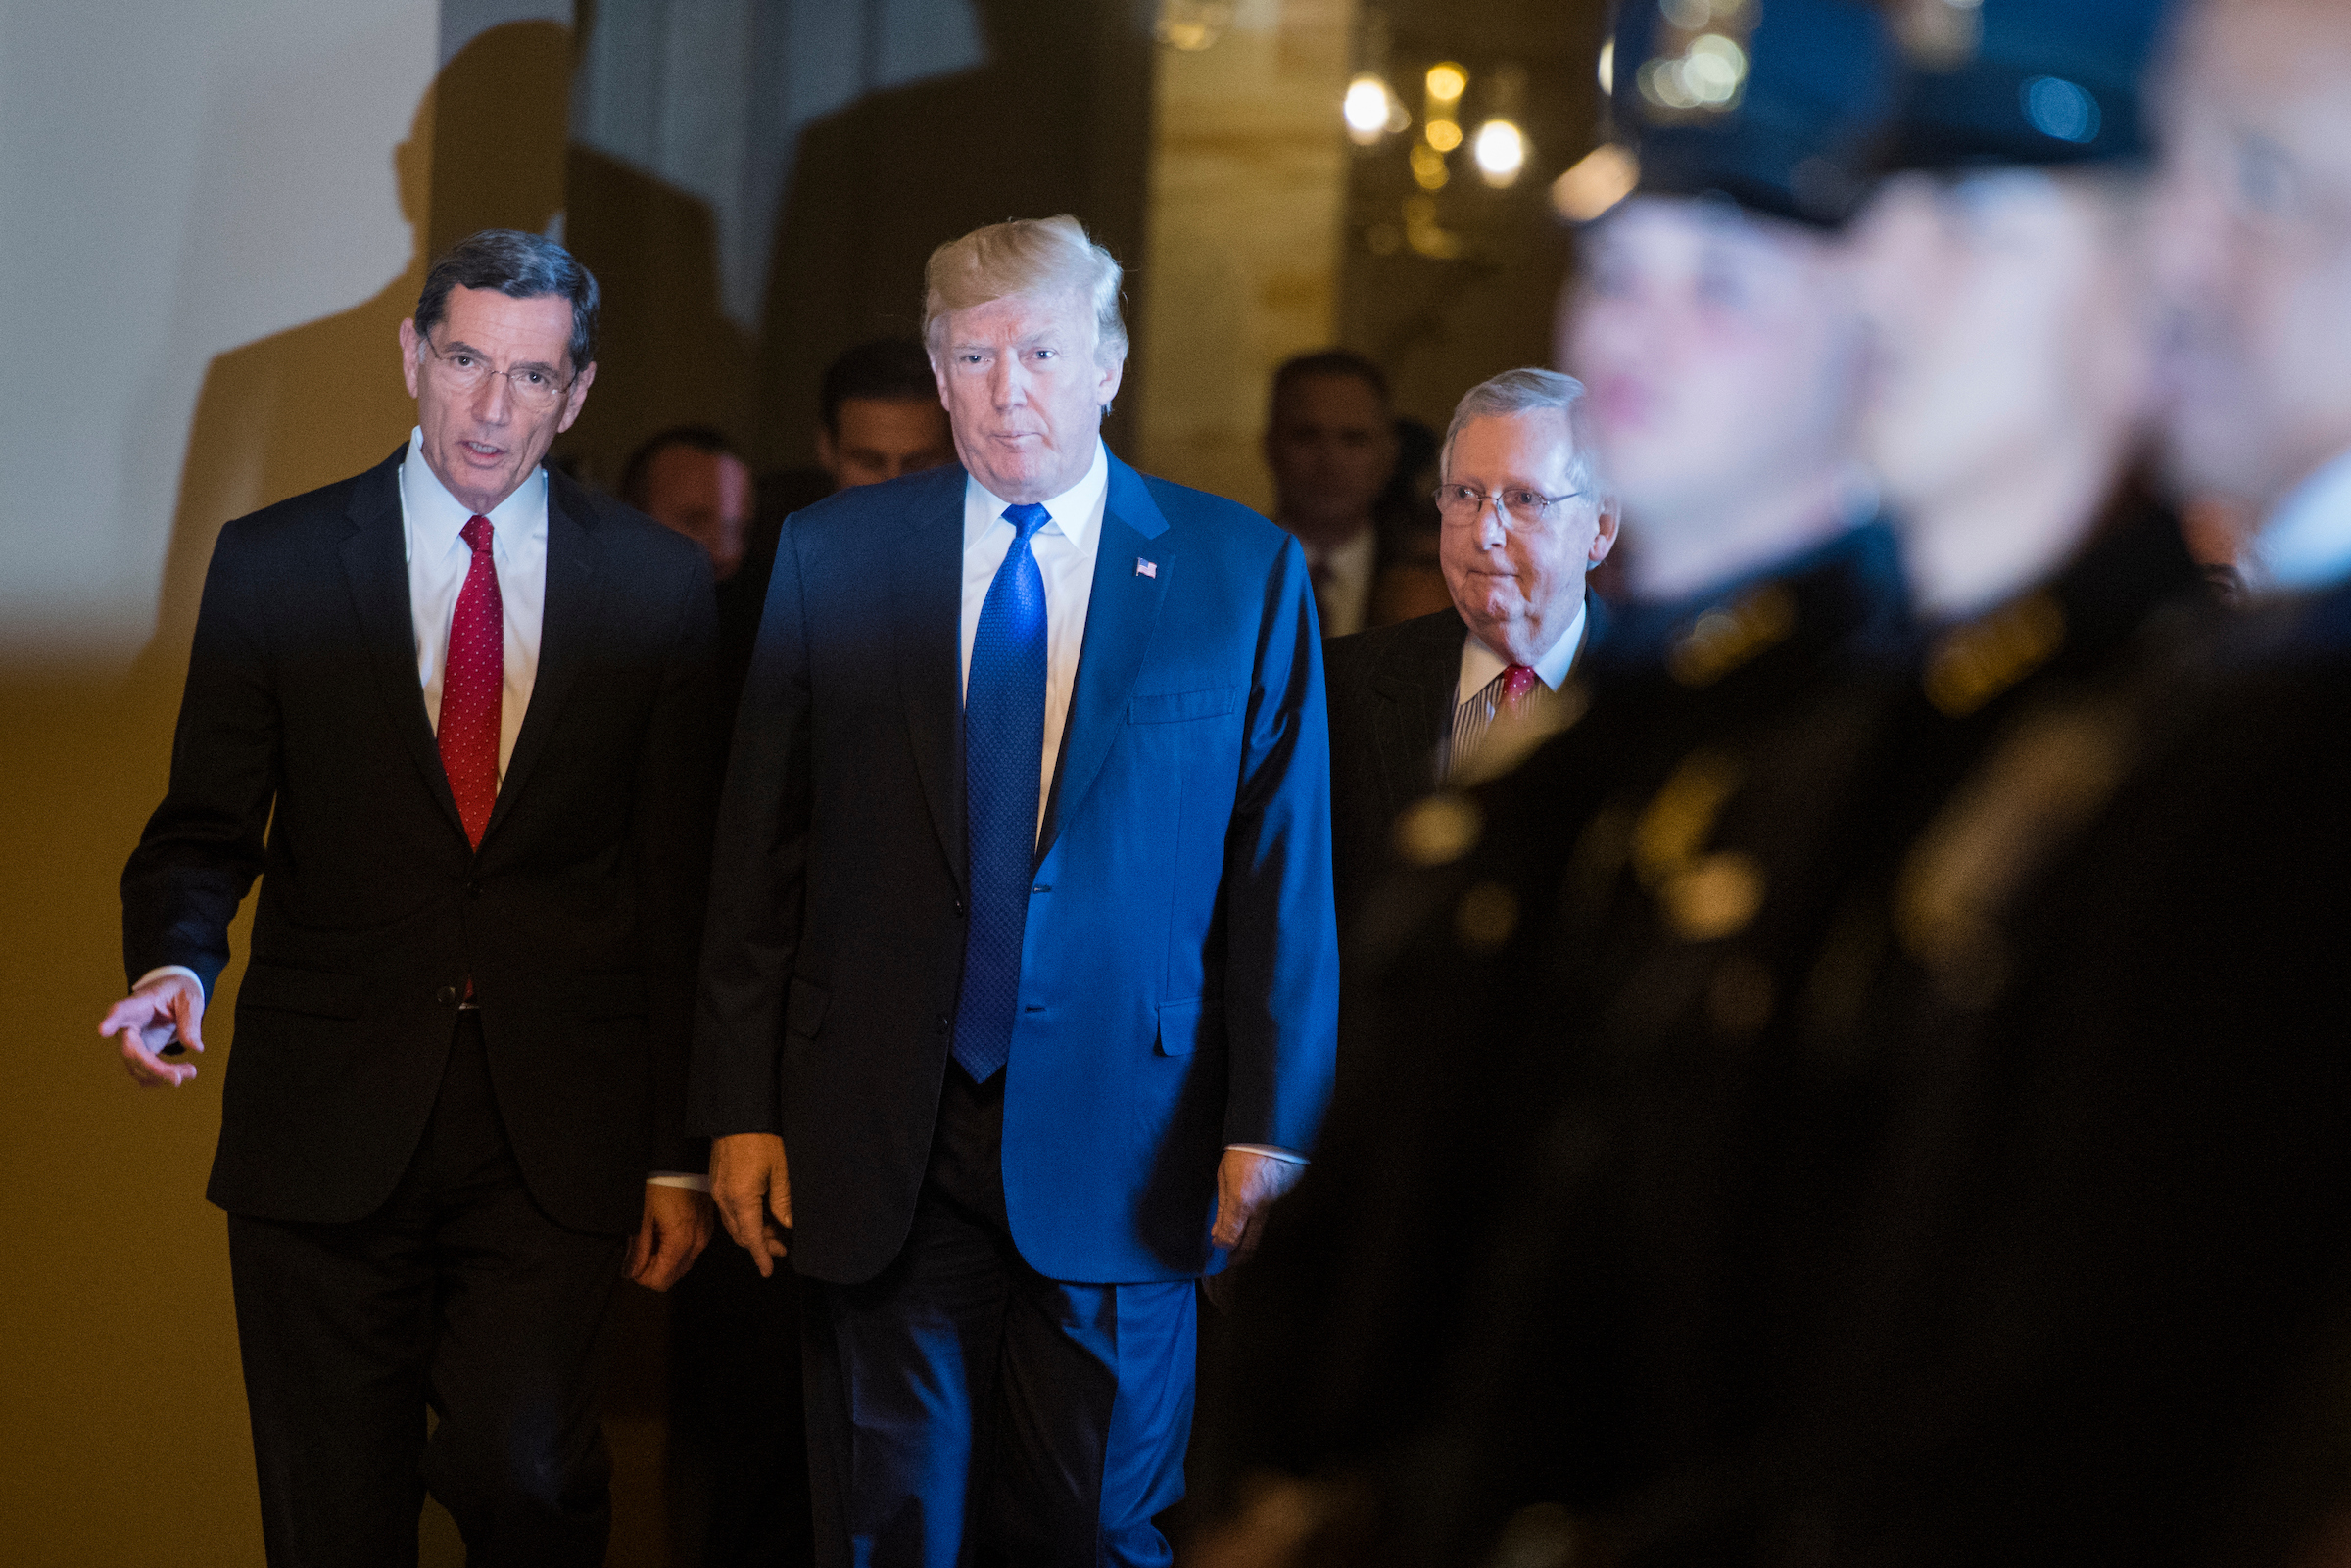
[1876,0,2176,172]
[1607,0,1896,227]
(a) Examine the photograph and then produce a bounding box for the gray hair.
[414,228,600,372]
[1441,367,1599,496]
[923,214,1128,363]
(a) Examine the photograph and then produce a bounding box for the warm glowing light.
[1345,74,1393,143]
[1598,39,1615,96]
[1425,62,1467,102]
[1425,118,1463,153]
[1473,119,1526,186]
[1410,141,1451,190]
[1551,143,1640,223]
[1638,31,1748,112]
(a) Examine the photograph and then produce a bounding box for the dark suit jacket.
[693,454,1341,1286]
[121,446,721,1237]
[1322,599,1607,938]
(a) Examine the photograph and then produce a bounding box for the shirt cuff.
[1224,1143,1309,1166]
[133,965,207,1000]
[648,1172,711,1192]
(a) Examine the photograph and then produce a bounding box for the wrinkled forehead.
[1444,408,1582,479]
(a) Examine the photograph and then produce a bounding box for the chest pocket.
[1128,685,1243,725]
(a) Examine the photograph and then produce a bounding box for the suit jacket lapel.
[481,471,600,845]
[896,470,972,889]
[1371,607,1463,801]
[1036,456,1171,864]
[341,447,468,842]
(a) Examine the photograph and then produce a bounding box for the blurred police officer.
[1192,6,1909,1560]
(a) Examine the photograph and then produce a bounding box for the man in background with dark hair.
[1265,349,1405,638]
[99,229,718,1567]
[813,337,956,490]
[622,425,757,583]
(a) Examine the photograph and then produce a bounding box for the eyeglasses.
[1433,483,1586,528]
[419,338,574,411]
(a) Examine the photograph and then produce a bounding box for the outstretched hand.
[98,972,207,1088]
[711,1132,793,1277]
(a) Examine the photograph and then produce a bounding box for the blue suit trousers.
[800,1068,1196,1567]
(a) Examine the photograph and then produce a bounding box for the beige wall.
[1135,0,1356,515]
[0,4,559,1562]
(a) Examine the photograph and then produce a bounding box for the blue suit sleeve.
[1218,532,1340,1153]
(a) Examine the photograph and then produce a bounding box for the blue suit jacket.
[693,453,1340,1285]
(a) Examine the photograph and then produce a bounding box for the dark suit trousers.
[801,1068,1196,1568]
[226,1014,627,1568]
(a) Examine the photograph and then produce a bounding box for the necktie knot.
[1002,501,1052,546]
[461,514,495,556]
[1502,663,1540,703]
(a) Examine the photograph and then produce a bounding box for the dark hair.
[820,339,940,436]
[413,228,600,373]
[617,425,740,507]
[1271,348,1392,411]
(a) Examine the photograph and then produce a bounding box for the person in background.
[815,336,958,490]
[621,424,756,581]
[1319,369,1617,937]
[1193,5,1905,1561]
[695,215,1338,1567]
[1265,349,1403,638]
[99,229,717,1567]
[1365,415,1454,625]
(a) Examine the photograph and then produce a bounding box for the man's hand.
[1210,1148,1305,1258]
[710,1132,792,1278]
[627,1182,715,1291]
[98,972,207,1088]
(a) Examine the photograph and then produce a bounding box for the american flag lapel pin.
[1135,557,1158,578]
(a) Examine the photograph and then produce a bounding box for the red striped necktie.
[439,514,503,848]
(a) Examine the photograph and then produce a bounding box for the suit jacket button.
[953,898,965,915]
[436,985,457,1006]
[936,1014,950,1032]
[465,880,483,899]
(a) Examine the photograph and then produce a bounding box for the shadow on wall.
[750,0,1155,474]
[138,21,572,693]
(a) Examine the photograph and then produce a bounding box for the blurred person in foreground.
[1723,2,2351,1562]
[1388,4,2225,1564]
[1320,368,1617,936]
[1264,349,1404,638]
[622,424,756,581]
[98,229,718,1565]
[692,215,1338,1566]
[1191,4,1905,1560]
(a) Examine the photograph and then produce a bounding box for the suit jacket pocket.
[786,976,830,1040]
[1156,995,1221,1056]
[237,962,364,1021]
[1128,686,1244,725]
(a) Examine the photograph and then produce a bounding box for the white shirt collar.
[1458,597,1589,708]
[398,426,549,565]
[962,440,1111,554]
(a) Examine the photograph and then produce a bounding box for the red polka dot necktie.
[439,515,503,848]
[1500,662,1540,717]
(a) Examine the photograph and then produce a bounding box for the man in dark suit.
[1322,368,1618,933]
[100,229,718,1567]
[694,214,1339,1566]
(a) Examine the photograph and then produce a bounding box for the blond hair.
[922,214,1128,362]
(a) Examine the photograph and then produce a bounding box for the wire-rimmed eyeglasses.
[1432,483,1586,529]
[418,337,575,411]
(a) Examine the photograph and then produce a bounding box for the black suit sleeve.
[120,519,279,996]
[690,513,816,1138]
[629,545,724,1173]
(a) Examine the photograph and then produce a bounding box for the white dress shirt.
[960,441,1112,837]
[2248,444,2351,595]
[403,426,547,778]
[956,442,1303,1168]
[1454,597,1590,707]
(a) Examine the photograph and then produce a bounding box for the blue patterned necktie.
[951,501,1054,1082]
